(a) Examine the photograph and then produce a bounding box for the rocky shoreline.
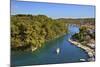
[68,39,95,61]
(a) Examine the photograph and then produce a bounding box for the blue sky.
[11,0,95,19]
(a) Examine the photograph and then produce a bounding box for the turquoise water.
[11,25,89,66]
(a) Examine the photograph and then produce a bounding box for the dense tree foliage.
[72,26,95,43]
[56,18,95,25]
[11,14,95,51]
[11,14,67,51]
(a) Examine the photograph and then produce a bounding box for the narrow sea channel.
[11,25,89,66]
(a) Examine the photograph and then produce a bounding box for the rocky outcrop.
[69,39,95,61]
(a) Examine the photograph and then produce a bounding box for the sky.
[11,0,95,19]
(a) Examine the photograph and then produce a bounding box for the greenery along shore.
[11,14,68,51]
[71,22,95,60]
[11,14,95,51]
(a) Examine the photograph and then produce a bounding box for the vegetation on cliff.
[11,14,95,51]
[11,14,67,51]
[70,20,95,60]
[71,22,95,48]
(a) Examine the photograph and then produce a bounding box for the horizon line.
[11,14,95,19]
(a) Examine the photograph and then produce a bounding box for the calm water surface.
[11,25,89,66]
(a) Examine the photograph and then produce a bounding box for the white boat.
[80,59,86,61]
[56,48,60,54]
[31,46,37,52]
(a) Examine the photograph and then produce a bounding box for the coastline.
[68,39,95,61]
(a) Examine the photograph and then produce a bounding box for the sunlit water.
[11,25,89,66]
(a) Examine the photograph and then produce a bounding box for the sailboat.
[56,48,60,54]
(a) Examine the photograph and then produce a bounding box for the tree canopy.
[11,14,67,51]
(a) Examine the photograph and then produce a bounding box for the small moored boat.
[80,59,86,61]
